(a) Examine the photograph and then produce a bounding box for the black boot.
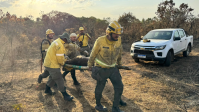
[38,74,43,83]
[120,100,127,106]
[45,85,56,95]
[61,91,74,101]
[62,71,69,81]
[95,104,107,111]
[54,83,57,87]
[74,81,80,85]
[71,70,80,85]
[112,107,124,112]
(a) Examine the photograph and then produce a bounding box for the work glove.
[83,50,89,57]
[64,55,70,60]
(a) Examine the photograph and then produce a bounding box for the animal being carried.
[64,55,131,70]
[65,55,89,66]
[62,33,90,85]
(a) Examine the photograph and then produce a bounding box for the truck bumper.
[132,53,166,61]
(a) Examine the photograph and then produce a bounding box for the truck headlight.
[155,45,166,50]
[131,44,135,49]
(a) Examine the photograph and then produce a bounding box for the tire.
[183,45,191,57]
[134,58,139,63]
[165,51,172,66]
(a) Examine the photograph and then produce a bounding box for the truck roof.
[152,28,183,31]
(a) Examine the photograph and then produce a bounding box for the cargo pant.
[40,69,50,78]
[80,46,90,57]
[92,66,123,107]
[45,67,66,92]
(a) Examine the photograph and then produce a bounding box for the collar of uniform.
[58,38,65,44]
[105,36,116,45]
[71,41,76,44]
[49,39,54,43]
[78,33,87,37]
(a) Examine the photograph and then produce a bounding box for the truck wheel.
[165,51,172,66]
[134,58,139,63]
[183,45,191,57]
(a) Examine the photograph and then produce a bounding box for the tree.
[118,12,139,29]
[156,0,194,28]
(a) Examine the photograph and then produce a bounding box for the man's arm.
[86,33,91,40]
[87,39,100,67]
[56,45,66,66]
[117,46,123,66]
[77,34,81,41]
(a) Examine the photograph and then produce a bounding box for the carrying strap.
[82,35,84,42]
[41,39,51,53]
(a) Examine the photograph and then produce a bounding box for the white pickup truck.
[130,28,193,66]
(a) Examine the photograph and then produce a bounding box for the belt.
[81,45,88,47]
[96,65,111,69]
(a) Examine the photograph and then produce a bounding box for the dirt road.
[0,41,199,112]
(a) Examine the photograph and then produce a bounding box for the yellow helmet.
[106,21,123,35]
[46,29,55,36]
[79,27,84,31]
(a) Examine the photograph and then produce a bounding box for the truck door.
[178,30,187,51]
[172,31,181,54]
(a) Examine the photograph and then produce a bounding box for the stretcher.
[64,56,131,70]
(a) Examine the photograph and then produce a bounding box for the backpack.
[40,39,51,62]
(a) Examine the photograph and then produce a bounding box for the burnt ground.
[1,41,199,112]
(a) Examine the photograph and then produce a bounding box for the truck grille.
[134,50,154,55]
[134,46,155,50]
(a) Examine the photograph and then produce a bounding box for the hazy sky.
[0,0,198,20]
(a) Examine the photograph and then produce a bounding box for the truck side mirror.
[174,37,181,41]
[185,31,188,35]
[185,31,188,37]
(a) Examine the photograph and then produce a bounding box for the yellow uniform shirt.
[44,38,67,68]
[77,33,90,47]
[88,35,122,68]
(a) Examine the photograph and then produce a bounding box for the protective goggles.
[109,26,123,34]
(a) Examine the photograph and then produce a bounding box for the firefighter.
[62,33,81,85]
[88,21,126,112]
[43,32,73,101]
[38,29,55,83]
[77,27,91,56]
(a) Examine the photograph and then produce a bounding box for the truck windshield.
[143,31,172,40]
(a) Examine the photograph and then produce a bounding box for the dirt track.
[1,41,199,112]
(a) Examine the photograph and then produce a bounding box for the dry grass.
[1,40,199,112]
